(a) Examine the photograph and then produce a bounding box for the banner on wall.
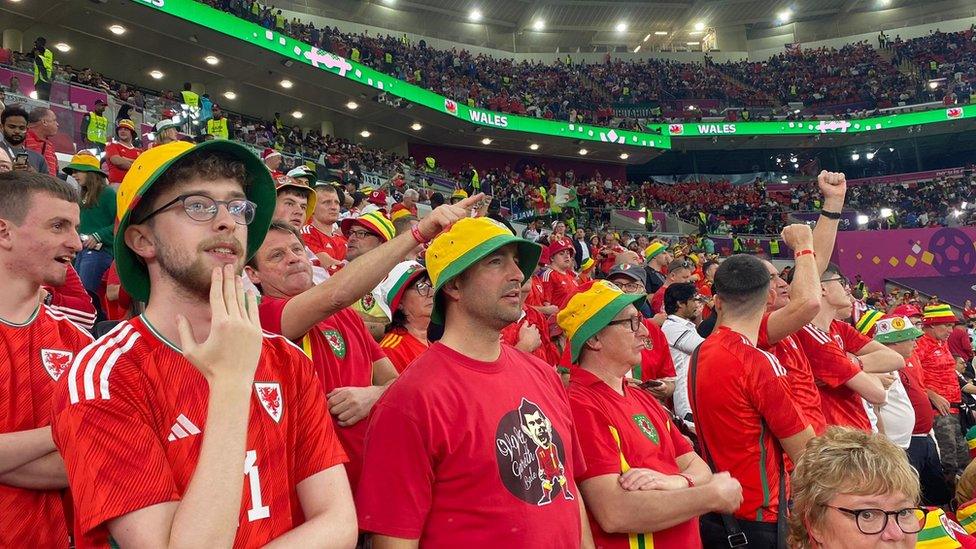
[833,227,976,292]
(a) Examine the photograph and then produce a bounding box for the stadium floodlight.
[469,9,483,22]
[851,153,860,161]
[533,20,545,31]
[694,22,705,31]
[204,55,220,65]
[856,215,869,226]
[54,43,71,53]
[615,22,628,32]
[880,208,893,218]
[777,9,792,23]
[149,70,164,80]
[655,31,669,35]
[109,24,127,35]
[360,130,371,138]
[291,111,303,119]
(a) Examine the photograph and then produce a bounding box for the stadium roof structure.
[267,0,934,52]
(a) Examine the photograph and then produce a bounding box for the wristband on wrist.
[794,249,815,259]
[678,473,695,488]
[410,224,430,245]
[820,210,842,220]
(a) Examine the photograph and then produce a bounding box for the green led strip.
[131,0,975,148]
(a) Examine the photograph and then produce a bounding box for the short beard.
[156,237,242,301]
[5,134,24,146]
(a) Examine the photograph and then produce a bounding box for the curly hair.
[788,427,920,548]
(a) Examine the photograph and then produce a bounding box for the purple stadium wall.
[833,227,976,294]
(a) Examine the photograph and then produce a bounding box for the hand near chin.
[177,264,263,386]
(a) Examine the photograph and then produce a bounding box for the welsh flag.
[554,184,580,210]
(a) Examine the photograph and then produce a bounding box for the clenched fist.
[780,223,814,251]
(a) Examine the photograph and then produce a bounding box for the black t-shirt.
[644,267,666,294]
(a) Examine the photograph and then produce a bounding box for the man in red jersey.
[692,254,815,547]
[52,141,356,548]
[301,183,346,269]
[105,119,141,186]
[649,259,693,316]
[541,238,579,309]
[0,171,93,548]
[919,304,970,480]
[357,217,592,548]
[500,278,560,365]
[559,281,743,549]
[246,194,479,489]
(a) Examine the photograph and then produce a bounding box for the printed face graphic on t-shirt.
[494,397,575,506]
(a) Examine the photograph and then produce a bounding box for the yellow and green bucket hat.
[644,241,667,261]
[340,210,396,242]
[114,140,276,302]
[62,152,107,178]
[556,280,646,362]
[426,217,541,325]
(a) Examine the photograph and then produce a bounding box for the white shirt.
[876,375,915,449]
[661,314,705,431]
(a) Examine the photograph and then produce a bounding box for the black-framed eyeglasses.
[616,280,645,293]
[137,194,257,225]
[414,279,433,298]
[827,505,926,535]
[821,276,849,287]
[346,228,378,240]
[608,315,643,333]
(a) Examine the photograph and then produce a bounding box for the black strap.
[689,346,787,548]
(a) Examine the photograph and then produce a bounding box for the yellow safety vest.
[86,113,108,144]
[769,239,780,255]
[351,48,361,62]
[181,90,199,108]
[425,157,436,170]
[34,48,53,84]
[384,52,392,64]
[207,118,229,139]
[471,169,480,190]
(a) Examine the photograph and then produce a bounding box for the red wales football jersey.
[0,305,92,548]
[52,316,347,548]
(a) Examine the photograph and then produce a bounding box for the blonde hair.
[789,427,920,548]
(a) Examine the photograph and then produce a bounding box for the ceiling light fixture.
[642,33,651,42]
[360,130,371,138]
[529,143,539,150]
[777,9,792,22]
[533,20,545,31]
[410,122,423,131]
[279,79,293,88]
[655,31,669,36]
[619,153,630,160]
[109,24,127,35]
[54,43,71,53]
[694,21,706,31]
[149,69,164,80]
[615,22,628,32]
[578,148,588,155]
[291,111,303,119]
[223,91,237,100]
[481,137,493,145]
[346,100,359,110]
[633,45,641,53]
[204,55,220,65]
[469,8,483,22]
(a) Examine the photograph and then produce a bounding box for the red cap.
[368,190,387,206]
[262,148,281,161]
[891,304,922,318]
[547,238,573,259]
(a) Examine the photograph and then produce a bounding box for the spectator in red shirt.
[24,107,58,177]
[500,279,560,365]
[918,304,971,479]
[105,119,141,186]
[356,216,589,547]
[693,254,814,546]
[558,280,743,549]
[949,319,975,368]
[964,300,976,321]
[541,239,579,309]
[301,183,346,270]
[650,259,693,317]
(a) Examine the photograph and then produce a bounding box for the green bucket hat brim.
[430,234,542,326]
[875,326,924,344]
[569,292,646,363]
[114,139,276,303]
[62,163,108,178]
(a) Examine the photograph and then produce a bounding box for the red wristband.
[794,249,815,259]
[678,473,695,488]
[411,224,430,245]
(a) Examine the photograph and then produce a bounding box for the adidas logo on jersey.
[167,414,201,441]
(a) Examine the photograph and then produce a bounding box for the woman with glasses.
[789,426,924,548]
[377,261,433,373]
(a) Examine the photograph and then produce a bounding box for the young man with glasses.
[559,281,744,549]
[793,264,904,431]
[247,196,482,491]
[53,141,359,547]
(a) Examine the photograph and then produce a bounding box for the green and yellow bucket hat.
[556,280,646,363]
[62,152,107,178]
[426,217,541,325]
[114,140,276,302]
